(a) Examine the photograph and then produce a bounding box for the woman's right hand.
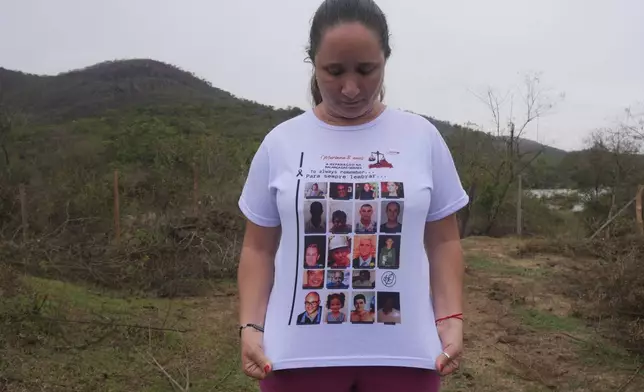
[240,328,272,380]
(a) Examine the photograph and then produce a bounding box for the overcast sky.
[1,0,642,151]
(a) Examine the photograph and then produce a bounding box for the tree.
[623,103,644,143]
[462,72,564,234]
[578,106,644,237]
[0,84,13,168]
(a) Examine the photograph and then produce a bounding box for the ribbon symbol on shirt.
[296,169,303,177]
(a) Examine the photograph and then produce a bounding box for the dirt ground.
[449,237,643,392]
[1,236,643,391]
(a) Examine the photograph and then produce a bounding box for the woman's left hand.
[435,317,463,376]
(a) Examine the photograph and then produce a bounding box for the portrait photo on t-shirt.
[302,269,324,290]
[377,291,401,325]
[352,234,377,269]
[304,181,327,199]
[381,181,404,199]
[354,201,379,234]
[326,269,350,290]
[327,234,352,269]
[329,182,353,200]
[296,291,323,326]
[377,235,401,269]
[354,182,379,200]
[304,200,327,234]
[379,200,403,234]
[325,292,348,324]
[303,236,326,269]
[350,292,376,324]
[352,269,375,289]
[328,201,353,234]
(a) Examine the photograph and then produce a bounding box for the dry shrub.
[515,237,584,259]
[466,195,578,238]
[518,235,644,354]
[1,208,244,298]
[584,236,644,354]
[584,236,644,303]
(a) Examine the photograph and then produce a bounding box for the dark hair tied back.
[307,0,392,105]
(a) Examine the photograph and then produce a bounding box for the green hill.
[0,59,301,124]
[1,60,307,289]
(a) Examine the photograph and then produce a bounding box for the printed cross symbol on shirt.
[381,271,396,288]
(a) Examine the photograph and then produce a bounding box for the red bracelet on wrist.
[435,313,463,324]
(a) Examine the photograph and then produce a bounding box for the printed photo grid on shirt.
[299,181,404,326]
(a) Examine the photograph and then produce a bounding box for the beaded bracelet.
[435,313,463,324]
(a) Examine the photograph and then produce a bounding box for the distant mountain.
[514,137,568,161]
[1,58,568,158]
[0,58,571,191]
[0,59,302,124]
[425,115,568,163]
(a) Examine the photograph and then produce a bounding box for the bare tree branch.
[465,72,564,234]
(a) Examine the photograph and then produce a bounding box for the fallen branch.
[553,331,588,344]
[135,325,190,392]
[28,316,191,333]
[617,363,643,392]
[53,329,116,351]
[588,196,637,240]
[145,352,189,392]
[212,369,233,390]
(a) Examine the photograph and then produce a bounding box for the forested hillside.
[0,59,303,226]
[0,59,303,123]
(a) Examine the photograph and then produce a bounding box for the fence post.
[516,174,522,237]
[193,162,199,216]
[113,170,120,244]
[19,184,28,243]
[636,185,643,235]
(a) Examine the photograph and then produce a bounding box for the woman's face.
[355,298,365,311]
[330,298,342,312]
[314,22,385,119]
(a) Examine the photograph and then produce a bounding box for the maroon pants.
[259,366,441,392]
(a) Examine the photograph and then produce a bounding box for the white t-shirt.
[238,106,469,371]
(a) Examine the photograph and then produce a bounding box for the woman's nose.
[342,80,360,99]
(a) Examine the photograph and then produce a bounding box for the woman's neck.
[314,101,385,127]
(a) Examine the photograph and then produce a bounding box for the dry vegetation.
[452,237,643,392]
[2,237,643,392]
[517,235,644,357]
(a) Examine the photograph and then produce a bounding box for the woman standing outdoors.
[236,0,468,391]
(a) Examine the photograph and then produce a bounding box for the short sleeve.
[238,139,281,227]
[426,126,469,222]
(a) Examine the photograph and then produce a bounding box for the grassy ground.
[1,237,643,391]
